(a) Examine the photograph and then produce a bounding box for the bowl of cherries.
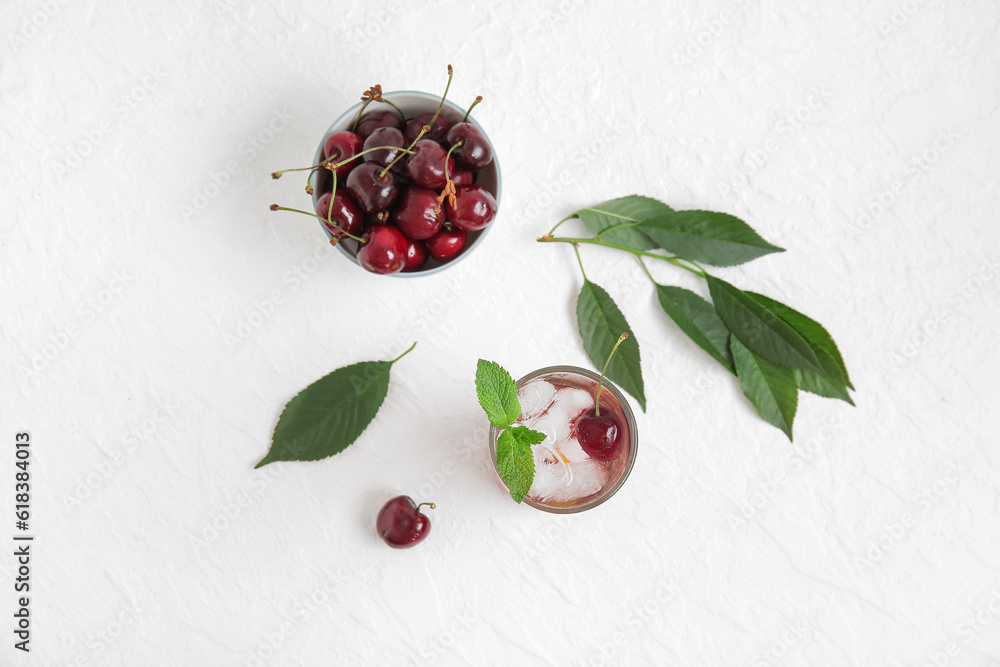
[271,67,500,276]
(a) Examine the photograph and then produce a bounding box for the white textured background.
[3,0,1000,665]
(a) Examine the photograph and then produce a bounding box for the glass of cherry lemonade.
[489,366,638,513]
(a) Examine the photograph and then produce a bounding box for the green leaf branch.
[538,195,854,440]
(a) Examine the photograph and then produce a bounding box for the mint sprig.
[540,195,855,441]
[475,360,545,503]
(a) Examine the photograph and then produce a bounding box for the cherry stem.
[273,146,415,183]
[378,96,406,122]
[390,341,417,364]
[269,205,366,243]
[351,98,373,132]
[462,95,482,123]
[427,64,454,130]
[443,140,462,180]
[595,333,628,417]
[327,172,338,220]
[540,235,707,277]
[381,125,428,178]
[416,501,436,512]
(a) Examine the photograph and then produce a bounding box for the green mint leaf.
[576,279,646,411]
[706,275,824,376]
[475,359,521,428]
[256,343,416,468]
[572,195,671,250]
[746,293,854,394]
[638,210,784,267]
[655,284,735,373]
[731,335,798,441]
[495,426,544,503]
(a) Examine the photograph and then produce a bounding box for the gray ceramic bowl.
[309,91,501,276]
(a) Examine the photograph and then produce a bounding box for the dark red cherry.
[362,127,407,168]
[355,110,404,140]
[376,495,434,549]
[357,224,408,275]
[445,123,493,171]
[404,140,455,190]
[393,187,444,240]
[425,226,467,263]
[314,190,362,239]
[445,184,497,232]
[323,131,364,179]
[576,407,624,462]
[346,162,399,214]
[404,112,452,143]
[451,169,473,186]
[402,238,429,272]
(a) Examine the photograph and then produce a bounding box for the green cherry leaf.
[655,284,734,373]
[637,210,784,267]
[572,195,672,250]
[731,335,798,441]
[706,276,824,376]
[255,343,417,468]
[576,279,646,411]
[475,359,521,428]
[747,292,854,394]
[495,426,544,503]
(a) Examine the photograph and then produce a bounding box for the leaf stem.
[543,235,707,278]
[572,244,589,282]
[596,220,642,235]
[636,256,656,284]
[390,341,417,364]
[546,213,576,237]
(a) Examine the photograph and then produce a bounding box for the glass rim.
[488,365,639,514]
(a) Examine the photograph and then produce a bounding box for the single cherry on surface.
[425,225,467,262]
[445,123,493,171]
[346,162,399,214]
[445,184,497,232]
[393,186,444,240]
[576,407,624,462]
[402,238,429,272]
[405,112,451,143]
[377,495,435,549]
[362,127,408,168]
[355,109,405,140]
[322,131,365,178]
[314,190,363,239]
[357,224,408,275]
[404,139,455,190]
